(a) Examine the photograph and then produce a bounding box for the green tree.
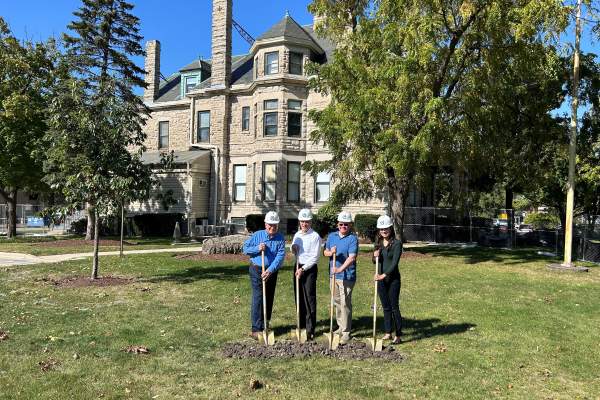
[306,0,568,238]
[44,0,151,279]
[0,18,54,238]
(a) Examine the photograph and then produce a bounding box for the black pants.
[249,265,278,332]
[293,264,317,336]
[377,277,402,336]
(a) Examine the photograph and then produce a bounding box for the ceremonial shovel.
[258,250,275,346]
[291,258,307,343]
[367,257,383,352]
[324,252,340,350]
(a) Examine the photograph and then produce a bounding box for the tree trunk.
[386,168,410,242]
[86,204,95,240]
[5,189,18,239]
[91,209,100,279]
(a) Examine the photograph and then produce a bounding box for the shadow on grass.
[415,245,555,265]
[146,264,249,284]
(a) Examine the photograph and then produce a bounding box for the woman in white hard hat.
[291,208,321,340]
[242,211,286,340]
[323,210,359,345]
[373,215,403,344]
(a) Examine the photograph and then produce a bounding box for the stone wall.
[144,105,191,152]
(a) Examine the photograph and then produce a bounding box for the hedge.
[246,214,264,233]
[354,214,379,243]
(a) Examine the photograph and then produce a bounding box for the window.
[287,100,302,137]
[197,111,210,142]
[233,165,246,202]
[262,162,277,201]
[263,100,278,136]
[264,51,279,75]
[287,162,301,202]
[242,106,250,131]
[289,52,303,75]
[185,75,198,93]
[315,172,330,202]
[158,121,169,149]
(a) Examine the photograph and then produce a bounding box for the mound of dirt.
[222,340,404,362]
[46,276,134,288]
[40,239,133,248]
[401,251,431,259]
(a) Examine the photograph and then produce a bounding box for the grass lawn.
[0,247,598,399]
[0,236,197,256]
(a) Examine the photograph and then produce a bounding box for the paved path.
[0,246,203,267]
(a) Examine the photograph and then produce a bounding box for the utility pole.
[563,0,582,267]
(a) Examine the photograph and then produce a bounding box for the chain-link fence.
[0,203,86,235]
[403,208,600,264]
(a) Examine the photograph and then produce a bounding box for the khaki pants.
[334,279,355,339]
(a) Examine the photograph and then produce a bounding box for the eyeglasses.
[338,223,349,227]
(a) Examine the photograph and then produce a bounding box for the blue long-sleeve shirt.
[243,230,286,273]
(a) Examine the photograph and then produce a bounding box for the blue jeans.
[249,265,278,332]
[377,277,402,336]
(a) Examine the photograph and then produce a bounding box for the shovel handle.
[295,258,301,330]
[261,250,268,337]
[373,257,378,341]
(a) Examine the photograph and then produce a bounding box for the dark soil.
[45,276,134,288]
[40,239,133,248]
[401,251,431,259]
[0,330,8,341]
[222,340,405,362]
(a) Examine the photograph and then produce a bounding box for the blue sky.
[2,0,315,78]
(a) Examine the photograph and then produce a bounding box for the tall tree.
[306,0,568,238]
[44,0,151,279]
[0,18,54,238]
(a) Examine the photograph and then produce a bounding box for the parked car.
[516,224,533,233]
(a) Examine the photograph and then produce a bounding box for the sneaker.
[382,333,392,340]
[391,336,402,345]
[339,335,351,345]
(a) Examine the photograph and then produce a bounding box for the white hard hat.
[337,211,353,223]
[377,215,393,229]
[264,211,280,224]
[298,208,313,221]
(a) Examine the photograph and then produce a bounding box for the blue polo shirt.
[325,231,359,281]
[243,230,286,273]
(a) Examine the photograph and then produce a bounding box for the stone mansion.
[133,0,427,233]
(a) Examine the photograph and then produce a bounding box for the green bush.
[69,218,88,235]
[311,205,339,238]
[524,212,560,230]
[246,214,264,233]
[354,214,379,243]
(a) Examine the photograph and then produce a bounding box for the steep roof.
[256,14,323,53]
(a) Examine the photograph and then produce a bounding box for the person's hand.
[373,249,380,258]
[332,267,341,274]
[331,246,337,254]
[295,268,304,278]
[291,244,298,255]
[375,273,386,281]
[259,243,266,252]
[262,270,272,281]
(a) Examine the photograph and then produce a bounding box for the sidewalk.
[0,246,203,267]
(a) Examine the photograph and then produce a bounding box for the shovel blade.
[324,332,340,350]
[259,330,275,346]
[366,338,383,352]
[290,328,307,343]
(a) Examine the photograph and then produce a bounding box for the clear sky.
[2,0,315,78]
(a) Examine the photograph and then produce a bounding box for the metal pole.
[563,0,582,267]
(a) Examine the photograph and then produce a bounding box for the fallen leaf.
[0,331,8,341]
[249,379,262,390]
[73,353,79,360]
[123,345,150,354]
[38,358,60,372]
[433,343,447,353]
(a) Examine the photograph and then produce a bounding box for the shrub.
[132,213,185,236]
[312,205,340,237]
[354,214,379,243]
[524,212,560,230]
[69,218,87,235]
[246,214,264,233]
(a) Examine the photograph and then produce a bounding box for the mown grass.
[0,247,598,399]
[0,236,196,256]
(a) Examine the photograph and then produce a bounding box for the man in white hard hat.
[291,208,321,340]
[242,211,286,340]
[323,210,359,344]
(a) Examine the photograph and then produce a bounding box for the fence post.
[469,209,473,243]
[433,206,437,243]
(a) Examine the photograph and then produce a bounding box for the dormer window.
[265,51,279,75]
[185,75,198,93]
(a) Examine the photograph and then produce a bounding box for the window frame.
[315,171,331,203]
[262,161,277,201]
[287,162,301,202]
[233,164,247,202]
[264,51,279,75]
[242,106,250,131]
[158,121,169,149]
[287,100,302,137]
[289,52,303,75]
[197,110,210,143]
[263,99,278,137]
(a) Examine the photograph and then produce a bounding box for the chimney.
[313,14,326,32]
[144,40,161,102]
[210,0,232,89]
